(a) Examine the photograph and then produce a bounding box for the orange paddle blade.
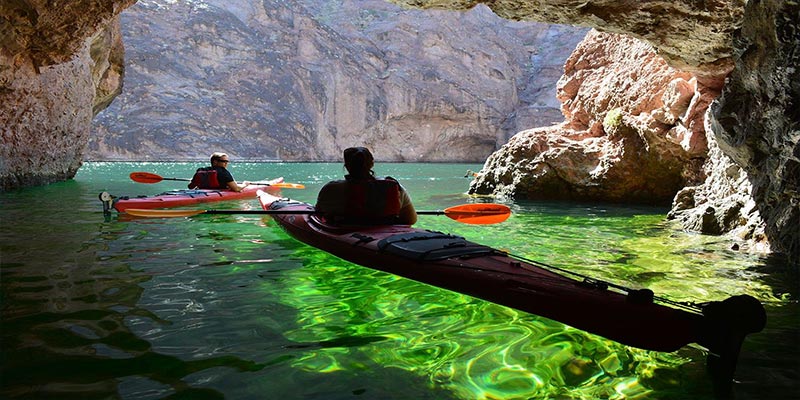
[130,171,303,188]
[440,203,510,224]
[124,203,510,224]
[129,172,165,184]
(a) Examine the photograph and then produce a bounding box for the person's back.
[317,177,403,225]
[316,147,416,225]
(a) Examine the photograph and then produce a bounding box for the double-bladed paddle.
[124,203,511,225]
[129,172,305,189]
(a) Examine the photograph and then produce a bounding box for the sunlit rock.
[470,31,710,205]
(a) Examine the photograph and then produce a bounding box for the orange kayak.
[103,177,284,213]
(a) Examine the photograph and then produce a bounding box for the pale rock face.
[86,0,587,162]
[1,0,134,189]
[3,0,587,178]
[1,22,126,189]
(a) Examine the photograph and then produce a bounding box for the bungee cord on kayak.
[505,252,706,313]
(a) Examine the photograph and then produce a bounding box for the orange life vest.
[188,167,220,189]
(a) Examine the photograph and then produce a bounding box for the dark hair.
[343,147,374,179]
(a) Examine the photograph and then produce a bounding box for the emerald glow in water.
[1,162,796,399]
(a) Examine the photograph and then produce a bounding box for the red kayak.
[103,177,284,213]
[257,190,766,391]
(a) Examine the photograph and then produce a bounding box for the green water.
[1,162,797,399]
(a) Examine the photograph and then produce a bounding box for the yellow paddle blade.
[125,209,207,217]
[264,182,305,189]
[441,203,511,225]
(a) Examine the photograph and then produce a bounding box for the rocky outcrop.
[0,0,134,190]
[86,0,586,162]
[470,31,711,204]
[400,0,796,265]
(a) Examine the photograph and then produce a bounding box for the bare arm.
[225,180,248,192]
[398,188,417,225]
[399,203,417,225]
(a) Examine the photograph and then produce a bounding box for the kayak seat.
[377,231,494,261]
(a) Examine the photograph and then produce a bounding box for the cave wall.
[394,0,798,265]
[0,0,135,190]
[0,0,797,264]
[711,0,800,263]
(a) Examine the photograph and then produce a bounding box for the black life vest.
[188,167,221,189]
[319,178,402,225]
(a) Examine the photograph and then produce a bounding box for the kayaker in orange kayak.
[189,152,249,192]
[316,146,417,225]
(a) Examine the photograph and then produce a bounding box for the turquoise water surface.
[1,162,797,399]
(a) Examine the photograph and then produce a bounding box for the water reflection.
[1,204,270,398]
[1,163,797,399]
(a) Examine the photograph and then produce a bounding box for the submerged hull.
[108,178,284,212]
[257,191,766,389]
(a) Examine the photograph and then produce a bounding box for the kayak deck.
[105,177,284,212]
[256,190,766,391]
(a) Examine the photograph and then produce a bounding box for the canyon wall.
[1,0,797,264]
[86,0,586,162]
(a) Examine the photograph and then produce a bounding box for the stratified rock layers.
[86,0,586,162]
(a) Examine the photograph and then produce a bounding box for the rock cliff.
[1,0,797,264]
[395,0,797,265]
[0,0,135,189]
[470,29,774,254]
[470,31,708,204]
[86,0,586,162]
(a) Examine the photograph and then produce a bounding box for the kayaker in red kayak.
[316,147,417,225]
[189,152,250,192]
